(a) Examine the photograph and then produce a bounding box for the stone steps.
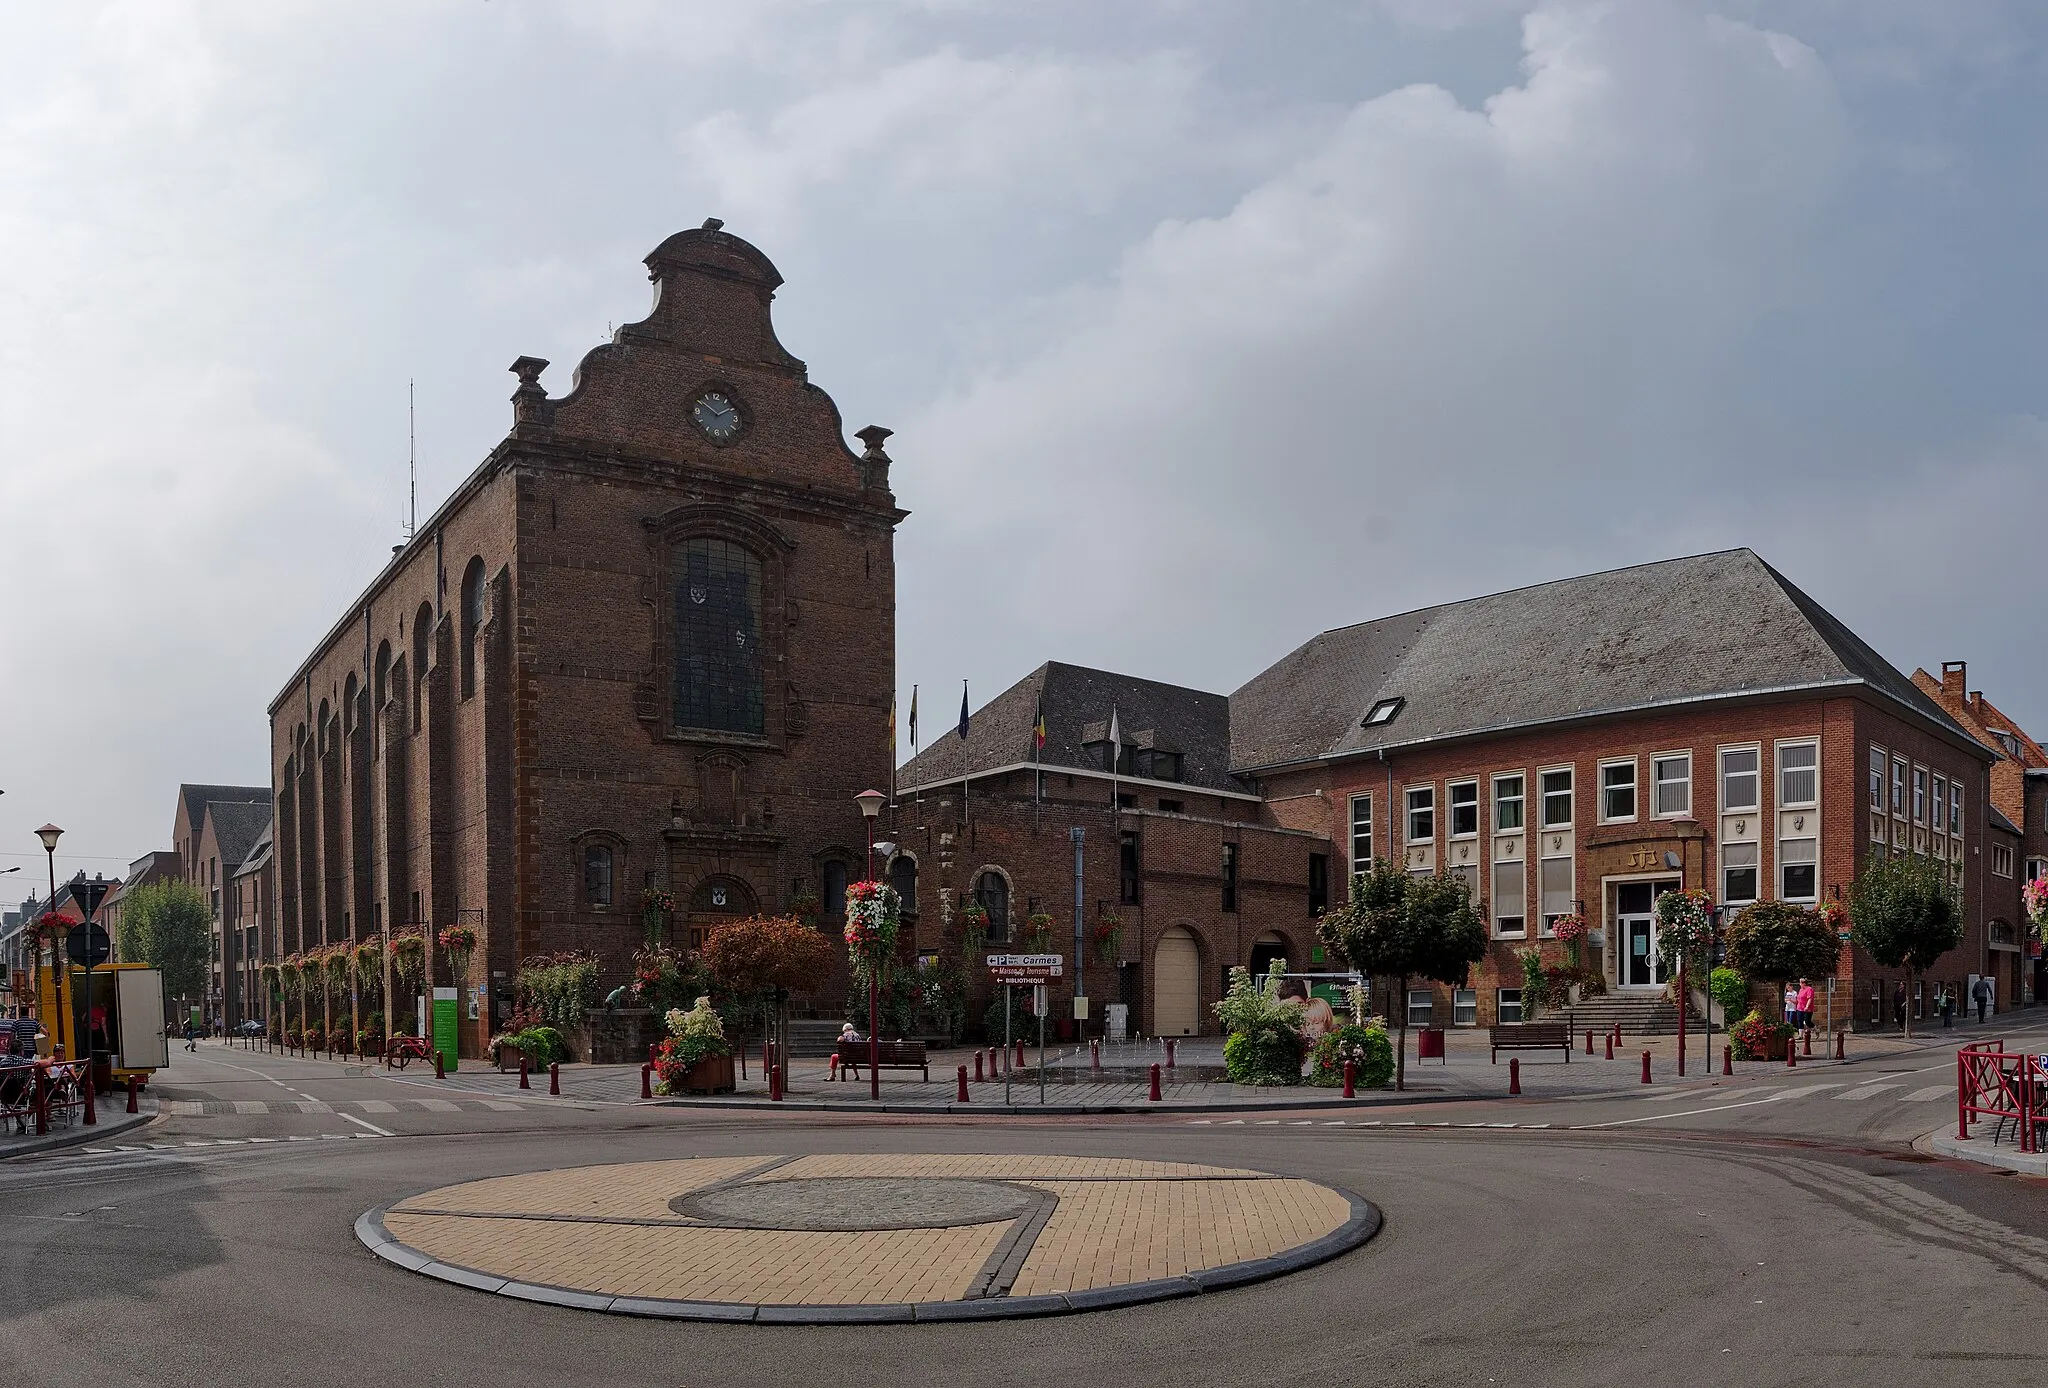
[1539,992,1704,1038]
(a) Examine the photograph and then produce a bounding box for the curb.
[2,1102,158,1161]
[640,1091,1481,1116]
[1926,1127,2048,1176]
[354,1180,1382,1324]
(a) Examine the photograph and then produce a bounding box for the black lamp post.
[855,788,886,1101]
[36,825,61,1048]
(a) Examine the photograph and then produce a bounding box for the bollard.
[1613,1023,1624,1047]
[1803,1028,1812,1057]
[434,1049,445,1080]
[1722,1044,1733,1075]
[1091,1039,1101,1071]
[518,1053,530,1089]
[771,1063,783,1102]
[957,1065,970,1103]
[83,1074,96,1126]
[973,1052,984,1083]
[1014,1039,1025,1070]
[126,1075,139,1114]
[1509,1058,1521,1096]
[1604,1034,1614,1061]
[549,1061,561,1096]
[1786,1038,1797,1069]
[641,1063,653,1100]
[988,1045,1000,1076]
[1640,1050,1652,1084]
[1343,1060,1356,1099]
[1165,1038,1177,1068]
[1148,1062,1162,1102]
[1834,1029,1845,1061]
[649,1042,658,1067]
[1586,1030,1594,1056]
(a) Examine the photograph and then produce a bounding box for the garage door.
[1154,928,1200,1038]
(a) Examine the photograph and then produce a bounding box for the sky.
[2,0,2045,885]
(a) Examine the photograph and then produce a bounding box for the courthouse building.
[266,223,900,1056]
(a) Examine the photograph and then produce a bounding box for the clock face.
[692,391,741,442]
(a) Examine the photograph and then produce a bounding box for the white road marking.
[355,1100,398,1114]
[1835,1084,1899,1102]
[413,1099,461,1113]
[340,1112,395,1138]
[479,1100,525,1111]
[1903,1086,1951,1103]
[233,1101,268,1114]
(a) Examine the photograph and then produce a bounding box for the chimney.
[1940,661,1966,697]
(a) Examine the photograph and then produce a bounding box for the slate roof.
[206,801,272,876]
[235,820,274,878]
[179,784,269,835]
[1229,549,1979,774]
[898,662,1247,795]
[1989,805,2023,837]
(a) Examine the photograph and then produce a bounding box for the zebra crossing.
[159,1097,540,1116]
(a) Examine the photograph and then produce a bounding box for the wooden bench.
[1489,1021,1572,1064]
[833,1039,929,1082]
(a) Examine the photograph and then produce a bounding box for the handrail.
[1957,1042,2043,1154]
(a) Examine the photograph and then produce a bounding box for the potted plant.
[1729,1008,1792,1061]
[651,997,735,1095]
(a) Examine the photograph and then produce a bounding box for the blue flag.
[957,681,971,741]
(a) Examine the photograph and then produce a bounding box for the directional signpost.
[987,955,1063,1103]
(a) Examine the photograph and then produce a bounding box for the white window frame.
[1406,989,1434,1028]
[1348,793,1373,873]
[1912,766,1928,825]
[1891,757,1907,817]
[2025,856,2047,884]
[1538,852,1574,936]
[1651,751,1692,819]
[1931,776,1946,841]
[1405,785,1435,844]
[1447,779,1480,840]
[1493,772,1525,832]
[1496,988,1524,1025]
[1778,836,1818,902]
[1452,988,1478,1027]
[1491,857,1526,938]
[1721,745,1760,815]
[1991,842,2015,878]
[1599,757,1638,823]
[1721,841,1760,906]
[1868,745,1885,812]
[1539,766,1574,829]
[1777,739,1819,810]
[1949,779,1963,835]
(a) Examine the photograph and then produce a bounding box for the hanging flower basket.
[438,924,478,979]
[29,912,71,950]
[389,930,427,990]
[843,880,902,966]
[1022,912,1057,954]
[1090,916,1123,965]
[958,902,989,958]
[1652,887,1715,973]
[640,887,675,943]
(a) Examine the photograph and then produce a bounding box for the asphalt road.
[4,1035,2045,1387]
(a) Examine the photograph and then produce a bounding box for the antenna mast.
[406,380,417,542]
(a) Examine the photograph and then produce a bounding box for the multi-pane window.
[1348,794,1372,871]
[1539,855,1573,933]
[1406,787,1435,843]
[1406,990,1434,1027]
[1779,742,1818,808]
[1450,862,1479,901]
[1912,767,1928,824]
[1494,774,1524,831]
[1721,842,1759,904]
[673,537,766,735]
[1779,838,1817,901]
[1492,859,1526,937]
[1949,780,1963,835]
[584,844,614,907]
[1868,746,1885,811]
[1453,989,1477,1027]
[1991,843,2015,877]
[1600,760,1637,821]
[1931,777,1947,838]
[1652,753,1691,817]
[974,870,1010,942]
[1892,757,1907,816]
[1448,781,1479,838]
[1540,768,1574,828]
[1721,747,1759,814]
[1221,843,1238,912]
[1496,989,1524,1025]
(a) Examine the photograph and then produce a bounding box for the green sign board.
[432,987,459,1073]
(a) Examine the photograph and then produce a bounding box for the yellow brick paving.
[379,1154,1352,1307]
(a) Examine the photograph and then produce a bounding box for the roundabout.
[355,1153,1380,1322]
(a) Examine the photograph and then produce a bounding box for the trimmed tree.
[117,880,212,1009]
[1725,901,1839,988]
[703,915,835,1076]
[1316,858,1486,1091]
[1848,853,1962,1038]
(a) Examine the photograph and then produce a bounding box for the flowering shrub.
[1308,1023,1393,1089]
[491,1025,568,1069]
[2025,878,2048,927]
[1213,961,1306,1086]
[517,952,602,1029]
[651,998,731,1093]
[1729,1009,1791,1061]
[842,880,901,963]
[630,943,704,1012]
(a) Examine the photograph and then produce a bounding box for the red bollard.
[956,1065,969,1103]
[988,1045,999,1076]
[1640,1050,1652,1084]
[518,1054,529,1089]
[771,1063,783,1102]
[83,1075,96,1125]
[1585,1030,1594,1056]
[641,1063,653,1100]
[126,1075,139,1114]
[1091,1039,1100,1071]
[549,1061,561,1095]
[1604,1034,1614,1061]
[1148,1062,1162,1102]
[1834,1029,1846,1061]
[1509,1058,1521,1096]
[434,1049,445,1080]
[1343,1060,1356,1099]
[1786,1038,1797,1069]
[1722,1044,1732,1076]
[1803,1028,1812,1057]
[973,1052,984,1083]
[1165,1038,1177,1068]
[649,1042,658,1067]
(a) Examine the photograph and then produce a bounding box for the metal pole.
[1004,985,1013,1106]
[1070,827,1085,1037]
[1039,987,1047,1105]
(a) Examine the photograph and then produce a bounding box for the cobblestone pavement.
[362,1152,1370,1319]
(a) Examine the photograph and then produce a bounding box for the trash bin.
[1416,1027,1446,1061]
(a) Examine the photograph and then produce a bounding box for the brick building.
[171,785,271,1028]
[265,223,900,1057]
[230,821,276,1031]
[1911,662,2046,1006]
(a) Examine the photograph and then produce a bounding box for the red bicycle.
[384,1035,432,1070]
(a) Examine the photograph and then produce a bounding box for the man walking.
[1972,974,1993,1024]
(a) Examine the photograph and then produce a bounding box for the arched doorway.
[1154,927,1201,1038]
[687,875,756,950]
[1247,931,1290,978]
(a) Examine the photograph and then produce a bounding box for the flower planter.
[678,1053,736,1095]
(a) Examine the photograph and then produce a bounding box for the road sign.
[992,967,1061,984]
[986,954,1062,968]
[66,923,111,968]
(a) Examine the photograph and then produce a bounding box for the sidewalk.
[0,1092,158,1159]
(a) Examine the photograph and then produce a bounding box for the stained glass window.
[673,538,764,734]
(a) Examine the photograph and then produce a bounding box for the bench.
[833,1039,929,1082]
[1489,1021,1571,1064]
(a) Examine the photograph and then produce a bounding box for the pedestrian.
[1972,974,1993,1024]
[183,1019,199,1053]
[1782,982,1798,1032]
[1794,977,1815,1037]
[1938,985,1954,1028]
[1891,981,1907,1031]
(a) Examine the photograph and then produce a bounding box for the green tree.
[1316,859,1486,1091]
[1725,901,1839,985]
[119,880,211,1004]
[1848,853,1962,1038]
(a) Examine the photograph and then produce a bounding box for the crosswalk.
[159,1097,540,1116]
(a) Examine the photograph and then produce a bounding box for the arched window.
[343,673,359,734]
[673,537,764,734]
[460,557,486,699]
[975,870,1010,944]
[889,854,918,912]
[412,601,433,726]
[821,860,849,920]
[583,844,614,907]
[317,699,331,754]
[374,640,392,710]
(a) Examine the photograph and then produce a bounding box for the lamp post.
[36,825,61,1049]
[1664,850,1685,1077]
[855,788,886,1101]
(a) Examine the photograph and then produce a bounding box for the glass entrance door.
[1615,880,1678,988]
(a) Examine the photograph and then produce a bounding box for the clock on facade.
[691,391,742,442]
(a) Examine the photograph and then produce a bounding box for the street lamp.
[1663,850,1686,1076]
[855,789,886,1101]
[35,825,60,1051]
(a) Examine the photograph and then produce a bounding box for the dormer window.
[1364,697,1404,728]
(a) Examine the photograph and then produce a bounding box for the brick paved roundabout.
[355,1153,1379,1323]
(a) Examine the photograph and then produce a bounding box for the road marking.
[1903,1086,1951,1102]
[1188,1120,1212,1125]
[356,1100,398,1114]
[340,1112,395,1138]
[1835,1084,1899,1102]
[1577,1093,1794,1128]
[1773,1084,1846,1100]
[1321,1120,1346,1126]
[413,1099,461,1113]
[233,1101,268,1115]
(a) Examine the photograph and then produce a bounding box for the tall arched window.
[889,854,918,913]
[460,557,486,698]
[821,860,849,921]
[583,844,614,907]
[317,699,331,754]
[412,601,432,726]
[975,870,1010,944]
[673,537,764,734]
[343,673,359,734]
[373,640,392,710]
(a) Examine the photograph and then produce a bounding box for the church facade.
[266,223,901,1056]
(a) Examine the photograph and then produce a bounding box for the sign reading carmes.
[987,953,1063,982]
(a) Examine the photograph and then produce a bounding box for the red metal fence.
[1957,1042,2044,1154]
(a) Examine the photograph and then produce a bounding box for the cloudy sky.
[2,0,2044,881]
